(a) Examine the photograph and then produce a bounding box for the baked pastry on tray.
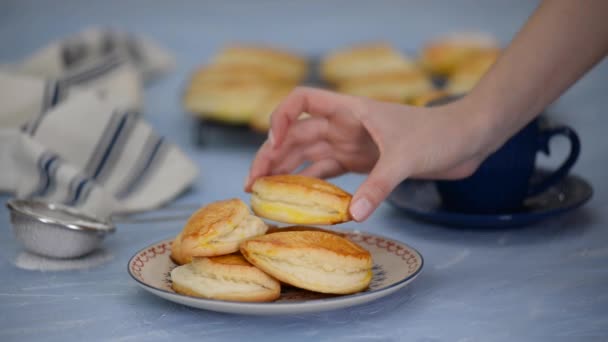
[212,45,309,83]
[420,32,498,76]
[336,70,434,103]
[251,174,352,225]
[408,89,449,107]
[240,231,373,294]
[170,198,268,264]
[184,44,307,125]
[184,77,287,125]
[320,42,417,84]
[445,49,500,95]
[248,87,292,132]
[248,88,311,132]
[171,253,281,302]
[188,64,298,86]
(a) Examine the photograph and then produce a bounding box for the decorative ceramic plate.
[128,230,423,315]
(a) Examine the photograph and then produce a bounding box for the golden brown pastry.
[266,225,348,238]
[184,44,308,124]
[240,231,373,294]
[408,89,450,107]
[183,77,285,124]
[170,199,268,264]
[170,232,189,265]
[188,64,297,86]
[212,45,309,83]
[320,43,417,84]
[171,253,281,302]
[445,49,500,95]
[336,70,434,103]
[420,32,499,76]
[251,174,352,225]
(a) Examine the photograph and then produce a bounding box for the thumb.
[349,158,405,222]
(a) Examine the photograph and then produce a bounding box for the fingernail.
[268,129,275,147]
[350,198,372,221]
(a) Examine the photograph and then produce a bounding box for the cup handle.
[527,126,580,196]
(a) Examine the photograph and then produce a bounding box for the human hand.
[244,87,494,221]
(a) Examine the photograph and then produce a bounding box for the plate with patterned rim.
[127,230,423,315]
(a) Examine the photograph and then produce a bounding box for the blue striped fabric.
[7,30,191,215]
[116,135,166,199]
[26,55,127,136]
[68,176,91,206]
[29,152,59,198]
[90,110,130,179]
[54,54,125,105]
[62,31,142,70]
[60,54,124,85]
[95,111,139,184]
[25,80,59,135]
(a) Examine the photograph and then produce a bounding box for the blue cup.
[429,98,581,214]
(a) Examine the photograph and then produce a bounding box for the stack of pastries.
[413,32,501,105]
[183,32,501,136]
[443,48,501,95]
[320,33,501,107]
[170,175,373,302]
[320,43,434,104]
[183,45,308,131]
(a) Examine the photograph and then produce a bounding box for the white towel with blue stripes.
[10,27,174,84]
[0,28,198,219]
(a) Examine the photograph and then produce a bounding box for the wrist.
[454,93,506,161]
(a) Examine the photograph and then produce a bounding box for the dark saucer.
[388,170,593,228]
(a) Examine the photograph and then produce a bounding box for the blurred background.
[1,0,532,138]
[1,0,606,200]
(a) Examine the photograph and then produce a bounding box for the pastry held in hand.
[170,198,268,264]
[240,231,373,294]
[171,254,281,302]
[251,175,352,225]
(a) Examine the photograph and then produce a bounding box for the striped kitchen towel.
[0,29,197,219]
[11,27,174,84]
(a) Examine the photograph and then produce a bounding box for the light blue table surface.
[1,1,607,341]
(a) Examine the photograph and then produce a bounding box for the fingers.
[270,87,357,149]
[349,157,405,222]
[245,138,274,191]
[271,141,333,175]
[298,159,346,179]
[245,117,331,190]
[246,87,365,192]
[269,117,329,164]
